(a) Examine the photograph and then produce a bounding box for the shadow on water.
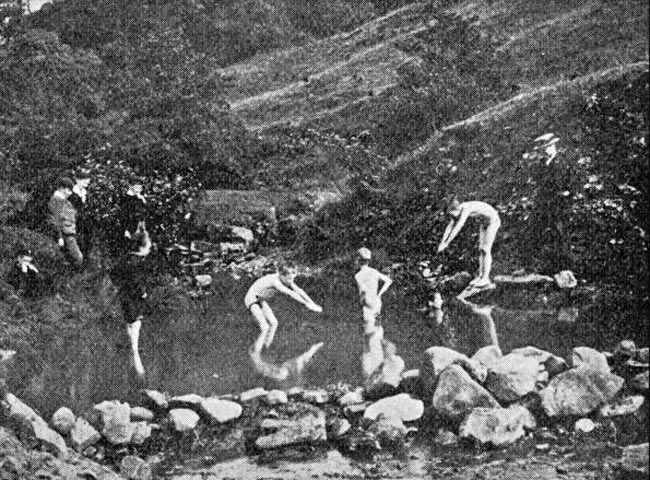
[6,274,648,416]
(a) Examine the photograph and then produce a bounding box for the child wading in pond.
[244,266,322,349]
[437,198,501,288]
[354,248,392,335]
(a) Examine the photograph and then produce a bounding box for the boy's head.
[278,265,296,284]
[55,177,75,196]
[445,197,461,217]
[357,247,372,265]
[127,182,144,196]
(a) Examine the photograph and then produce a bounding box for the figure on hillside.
[69,173,92,257]
[47,177,83,268]
[7,245,40,297]
[354,247,392,335]
[437,198,501,288]
[114,181,151,256]
[244,266,322,349]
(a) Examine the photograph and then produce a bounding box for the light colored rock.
[231,226,255,245]
[265,390,289,406]
[338,388,364,406]
[50,407,76,435]
[367,413,407,449]
[94,400,135,445]
[630,370,649,392]
[421,346,468,391]
[600,395,645,417]
[574,418,597,433]
[454,357,488,383]
[459,405,536,447]
[402,369,420,379]
[485,354,542,402]
[554,270,577,289]
[621,443,649,475]
[170,393,204,408]
[239,387,268,402]
[328,417,351,439]
[70,417,101,451]
[509,346,555,364]
[432,365,499,423]
[169,408,200,432]
[344,402,370,416]
[570,346,610,373]
[471,345,502,367]
[120,455,153,480]
[540,369,624,417]
[256,410,327,449]
[3,393,67,456]
[143,390,169,409]
[302,389,331,404]
[130,421,153,445]
[195,274,212,288]
[200,397,242,423]
[364,393,424,423]
[130,406,155,422]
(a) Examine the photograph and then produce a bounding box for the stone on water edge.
[338,388,364,407]
[169,393,204,409]
[471,345,502,368]
[239,387,268,402]
[143,390,169,409]
[200,397,243,423]
[421,346,469,392]
[130,406,155,422]
[459,405,536,447]
[570,346,611,374]
[94,400,135,445]
[51,406,76,435]
[70,417,101,451]
[540,369,624,417]
[484,354,542,402]
[364,393,424,423]
[432,365,499,423]
[265,390,289,406]
[255,409,327,449]
[574,418,597,433]
[169,408,200,432]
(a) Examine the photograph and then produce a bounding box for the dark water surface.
[8,275,648,417]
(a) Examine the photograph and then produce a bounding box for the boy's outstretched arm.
[377,272,392,297]
[440,210,469,250]
[438,221,455,252]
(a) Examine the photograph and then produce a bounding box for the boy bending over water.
[438,198,501,287]
[244,266,322,349]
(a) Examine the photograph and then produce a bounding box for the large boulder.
[540,369,624,417]
[471,345,502,367]
[169,408,200,432]
[200,397,243,423]
[459,405,536,447]
[3,393,67,456]
[364,393,424,423]
[70,417,101,451]
[432,365,500,423]
[255,409,327,449]
[93,400,135,445]
[421,346,468,392]
[50,407,76,435]
[454,357,488,384]
[570,347,610,373]
[484,354,543,402]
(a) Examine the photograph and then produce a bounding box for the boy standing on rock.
[437,198,501,288]
[244,266,322,349]
[354,247,392,335]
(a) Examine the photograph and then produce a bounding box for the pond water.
[7,274,648,417]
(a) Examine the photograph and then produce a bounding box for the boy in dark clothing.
[8,245,40,297]
[47,177,83,267]
[112,182,150,257]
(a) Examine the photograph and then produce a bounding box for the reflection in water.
[361,326,404,388]
[457,298,499,351]
[248,329,324,388]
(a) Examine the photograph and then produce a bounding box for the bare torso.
[457,201,500,225]
[354,266,382,309]
[245,273,282,307]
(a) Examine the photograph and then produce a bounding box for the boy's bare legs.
[127,318,145,376]
[474,222,498,287]
[261,302,279,348]
[250,303,271,345]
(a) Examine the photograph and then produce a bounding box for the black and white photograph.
[0,0,647,478]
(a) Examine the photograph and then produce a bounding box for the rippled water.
[8,274,648,416]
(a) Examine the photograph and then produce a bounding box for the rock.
[3,393,68,456]
[613,340,637,361]
[327,417,351,439]
[143,390,169,409]
[630,371,649,393]
[459,405,536,447]
[574,418,597,433]
[50,407,76,435]
[255,409,327,449]
[471,345,502,367]
[70,417,101,451]
[344,403,370,416]
[169,393,204,409]
[120,455,152,480]
[620,443,649,475]
[364,393,424,423]
[302,389,331,404]
[545,355,569,378]
[130,421,153,445]
[130,406,155,422]
[169,408,200,432]
[509,346,558,364]
[484,354,542,402]
[239,387,268,402]
[635,347,649,363]
[540,369,624,417]
[570,346,610,373]
[367,414,407,449]
[231,226,255,245]
[195,274,212,288]
[200,397,242,423]
[600,395,645,417]
[554,270,577,289]
[363,342,405,400]
[433,429,458,446]
[454,357,488,383]
[264,389,288,405]
[432,365,499,423]
[421,346,468,392]
[445,271,472,289]
[93,400,135,445]
[338,388,364,406]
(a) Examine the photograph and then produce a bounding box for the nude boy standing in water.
[437,198,501,287]
[354,248,392,335]
[245,266,322,348]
